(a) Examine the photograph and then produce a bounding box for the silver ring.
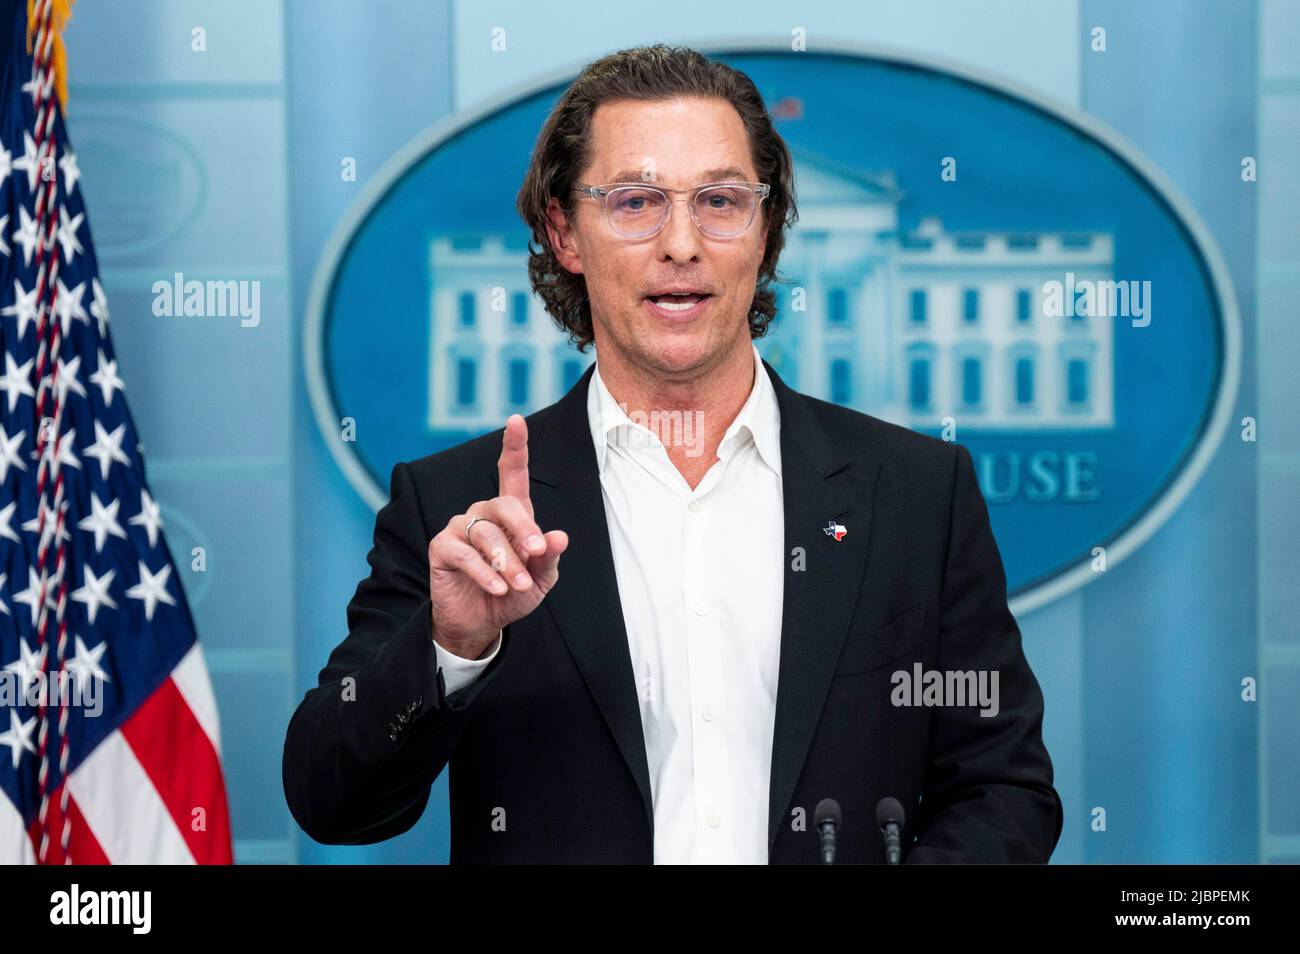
[465,515,490,543]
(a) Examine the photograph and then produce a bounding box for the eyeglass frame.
[571,179,772,239]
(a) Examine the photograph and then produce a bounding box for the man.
[283,44,1063,864]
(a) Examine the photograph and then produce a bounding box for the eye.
[699,188,741,210]
[609,188,665,214]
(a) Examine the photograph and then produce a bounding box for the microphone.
[814,798,841,864]
[876,797,905,865]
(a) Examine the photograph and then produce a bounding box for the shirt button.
[702,705,715,721]
[687,499,700,512]
[694,603,708,616]
[707,810,721,828]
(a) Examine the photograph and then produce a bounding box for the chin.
[640,334,716,375]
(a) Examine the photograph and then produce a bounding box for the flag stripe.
[63,789,111,864]
[22,781,112,865]
[171,643,223,758]
[0,782,35,864]
[66,729,195,864]
[120,675,233,864]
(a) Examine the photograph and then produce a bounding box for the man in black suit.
[283,44,1063,863]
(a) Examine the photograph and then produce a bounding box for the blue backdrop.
[61,0,1297,864]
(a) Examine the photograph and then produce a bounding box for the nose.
[654,195,703,262]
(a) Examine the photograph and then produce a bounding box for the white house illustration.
[427,149,1115,433]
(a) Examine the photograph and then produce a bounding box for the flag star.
[0,501,17,545]
[72,566,119,625]
[129,489,165,548]
[54,353,88,404]
[0,573,7,616]
[0,213,8,256]
[20,75,49,110]
[22,496,71,553]
[1,278,40,340]
[2,637,45,686]
[0,502,18,545]
[0,710,37,769]
[59,150,80,195]
[56,205,84,264]
[38,426,81,481]
[126,561,176,622]
[78,491,128,553]
[90,278,111,338]
[11,205,38,267]
[0,351,35,411]
[89,348,125,407]
[11,132,41,192]
[54,278,89,337]
[12,565,60,627]
[0,143,11,184]
[83,420,130,480]
[66,635,111,685]
[0,428,26,484]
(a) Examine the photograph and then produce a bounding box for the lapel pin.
[823,520,847,541]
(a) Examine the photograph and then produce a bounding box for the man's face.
[547,96,768,380]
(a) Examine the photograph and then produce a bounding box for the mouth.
[643,291,714,320]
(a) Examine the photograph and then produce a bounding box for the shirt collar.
[587,343,782,478]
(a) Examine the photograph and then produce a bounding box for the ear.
[545,197,585,276]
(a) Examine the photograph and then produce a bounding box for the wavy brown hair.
[516,44,798,352]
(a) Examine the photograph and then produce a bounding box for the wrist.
[432,626,498,661]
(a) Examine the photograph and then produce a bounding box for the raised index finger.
[498,413,532,506]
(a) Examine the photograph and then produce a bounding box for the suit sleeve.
[906,442,1064,863]
[282,460,510,845]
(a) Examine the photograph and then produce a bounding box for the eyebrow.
[605,166,750,185]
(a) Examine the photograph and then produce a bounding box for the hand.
[427,414,569,656]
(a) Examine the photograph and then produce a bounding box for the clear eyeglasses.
[573,180,771,239]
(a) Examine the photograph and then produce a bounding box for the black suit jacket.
[283,359,1063,863]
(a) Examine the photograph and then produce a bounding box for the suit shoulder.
[799,394,958,469]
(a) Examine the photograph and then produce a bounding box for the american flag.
[0,0,231,863]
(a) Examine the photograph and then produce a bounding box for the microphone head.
[814,798,842,828]
[876,796,905,829]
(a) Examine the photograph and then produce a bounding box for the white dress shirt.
[433,343,784,864]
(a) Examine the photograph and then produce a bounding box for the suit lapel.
[762,360,881,857]
[528,366,656,838]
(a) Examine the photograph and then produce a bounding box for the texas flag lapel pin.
[823,520,847,541]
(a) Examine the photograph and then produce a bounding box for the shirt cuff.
[433,630,503,697]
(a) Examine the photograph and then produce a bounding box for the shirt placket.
[681,460,735,863]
